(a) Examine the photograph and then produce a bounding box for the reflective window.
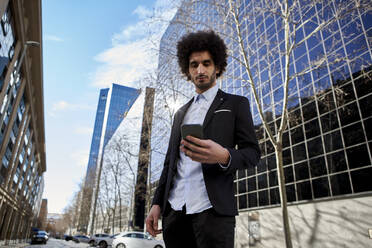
[151,0,372,212]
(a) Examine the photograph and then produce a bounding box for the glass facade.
[80,83,140,232]
[151,0,372,211]
[86,89,109,173]
[103,84,140,147]
[0,0,45,243]
[0,5,43,207]
[85,84,140,175]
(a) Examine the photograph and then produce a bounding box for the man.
[146,30,260,248]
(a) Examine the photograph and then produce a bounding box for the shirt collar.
[194,84,219,103]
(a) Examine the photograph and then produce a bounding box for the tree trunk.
[112,209,115,234]
[275,144,293,248]
[119,198,122,231]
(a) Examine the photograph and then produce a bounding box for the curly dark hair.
[176,30,227,80]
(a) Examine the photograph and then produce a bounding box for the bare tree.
[62,180,86,235]
[102,134,137,232]
[93,96,153,233]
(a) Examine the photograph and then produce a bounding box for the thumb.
[154,214,158,230]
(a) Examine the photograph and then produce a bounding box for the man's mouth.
[196,76,207,81]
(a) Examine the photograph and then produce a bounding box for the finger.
[180,146,192,157]
[154,215,158,231]
[183,148,208,162]
[180,140,192,151]
[180,146,209,163]
[181,139,208,154]
[189,153,209,163]
[186,136,207,147]
[146,217,154,236]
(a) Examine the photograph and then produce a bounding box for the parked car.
[95,233,120,248]
[31,230,48,244]
[64,234,73,241]
[89,233,110,247]
[112,231,165,248]
[73,234,90,243]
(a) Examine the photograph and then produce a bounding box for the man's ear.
[216,67,220,76]
[186,72,191,81]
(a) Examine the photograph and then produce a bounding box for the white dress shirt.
[168,84,219,214]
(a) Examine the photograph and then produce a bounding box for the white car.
[112,231,165,248]
[95,233,120,248]
[73,234,90,243]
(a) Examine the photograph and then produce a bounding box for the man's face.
[188,51,220,94]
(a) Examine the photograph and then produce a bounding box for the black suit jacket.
[152,89,261,216]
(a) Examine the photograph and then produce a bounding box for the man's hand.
[180,136,230,164]
[145,205,162,237]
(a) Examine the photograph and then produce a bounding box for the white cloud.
[52,101,69,111]
[45,34,63,42]
[90,0,179,89]
[92,40,155,88]
[133,5,152,19]
[52,101,94,112]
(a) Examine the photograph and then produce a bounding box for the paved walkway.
[0,241,29,248]
[0,238,90,248]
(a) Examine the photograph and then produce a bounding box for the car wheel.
[89,240,96,247]
[154,245,163,248]
[116,244,126,248]
[99,241,108,248]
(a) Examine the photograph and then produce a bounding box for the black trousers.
[162,202,235,248]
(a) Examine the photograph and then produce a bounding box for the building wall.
[151,0,372,247]
[0,0,45,244]
[37,199,47,229]
[236,196,372,248]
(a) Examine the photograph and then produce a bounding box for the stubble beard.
[193,70,217,92]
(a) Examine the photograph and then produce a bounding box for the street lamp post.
[14,40,40,76]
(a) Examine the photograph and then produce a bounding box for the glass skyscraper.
[151,0,372,247]
[86,84,141,174]
[79,83,140,233]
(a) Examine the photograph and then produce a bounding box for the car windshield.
[38,231,46,235]
[110,233,120,238]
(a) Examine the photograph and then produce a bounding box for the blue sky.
[42,0,176,213]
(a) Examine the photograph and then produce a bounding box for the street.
[24,238,91,248]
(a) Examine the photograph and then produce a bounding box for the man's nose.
[197,64,206,74]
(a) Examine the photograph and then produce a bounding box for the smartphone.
[181,124,204,140]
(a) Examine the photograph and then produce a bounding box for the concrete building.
[37,199,47,230]
[0,0,45,245]
[150,0,372,247]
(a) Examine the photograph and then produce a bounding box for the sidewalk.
[0,244,28,248]
[0,240,30,248]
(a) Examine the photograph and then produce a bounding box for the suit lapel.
[174,97,194,130]
[173,97,194,158]
[203,89,226,130]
